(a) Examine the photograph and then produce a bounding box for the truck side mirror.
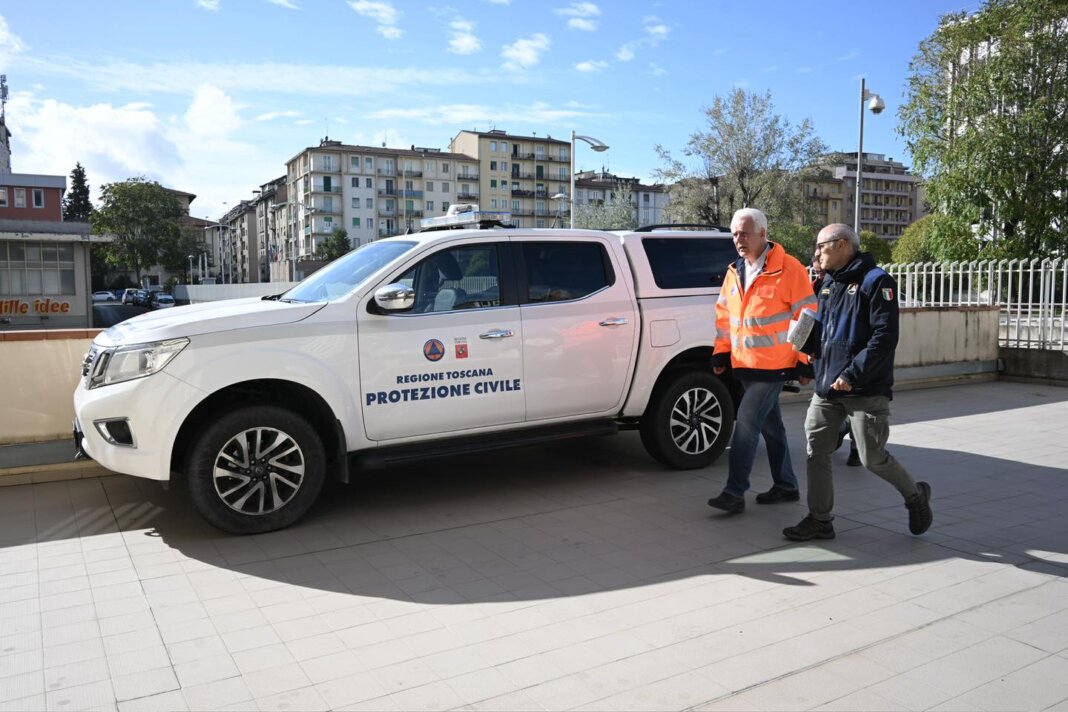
[374,283,416,311]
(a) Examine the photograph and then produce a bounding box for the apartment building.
[449,129,572,228]
[824,152,926,240]
[574,170,669,227]
[285,140,480,263]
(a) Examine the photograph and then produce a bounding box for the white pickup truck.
[74,222,741,533]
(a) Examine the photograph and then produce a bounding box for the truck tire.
[185,405,326,534]
[640,371,734,469]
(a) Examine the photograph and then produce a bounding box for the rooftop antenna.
[1,75,8,122]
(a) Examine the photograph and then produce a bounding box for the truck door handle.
[479,329,514,339]
[599,318,629,327]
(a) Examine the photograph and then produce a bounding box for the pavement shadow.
[78,430,1068,603]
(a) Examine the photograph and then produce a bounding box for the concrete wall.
[0,329,98,444]
[0,306,1005,446]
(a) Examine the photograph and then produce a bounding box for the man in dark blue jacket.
[783,224,933,541]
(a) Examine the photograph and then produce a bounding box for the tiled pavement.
[1,380,1067,711]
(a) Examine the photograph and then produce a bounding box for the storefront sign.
[0,298,73,315]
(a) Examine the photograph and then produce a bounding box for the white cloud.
[196,0,221,10]
[255,110,302,121]
[837,50,859,62]
[644,22,669,39]
[21,56,502,97]
[556,2,600,30]
[185,85,243,138]
[796,66,813,74]
[575,60,607,73]
[648,62,667,77]
[267,0,299,8]
[348,0,403,40]
[614,17,671,63]
[762,65,778,73]
[448,17,482,55]
[615,45,635,62]
[501,33,550,71]
[363,100,599,126]
[294,119,315,126]
[0,15,25,67]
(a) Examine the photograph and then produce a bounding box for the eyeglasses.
[815,238,844,251]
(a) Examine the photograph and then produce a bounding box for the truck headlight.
[88,338,189,388]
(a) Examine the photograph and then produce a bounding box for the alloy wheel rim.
[213,427,305,515]
[669,387,723,454]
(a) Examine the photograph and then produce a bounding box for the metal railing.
[883,259,1067,350]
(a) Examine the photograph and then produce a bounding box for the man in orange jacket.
[707,208,817,513]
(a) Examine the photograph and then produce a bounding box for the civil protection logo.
[423,339,445,362]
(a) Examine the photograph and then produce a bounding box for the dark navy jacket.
[809,252,899,400]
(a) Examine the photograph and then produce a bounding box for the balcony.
[513,151,535,160]
[456,173,479,180]
[376,168,396,176]
[456,193,479,201]
[378,209,397,217]
[543,154,569,163]
[511,189,534,197]
[306,185,341,194]
[398,170,423,178]
[512,209,533,217]
[511,172,534,180]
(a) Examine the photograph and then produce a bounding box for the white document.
[787,310,816,351]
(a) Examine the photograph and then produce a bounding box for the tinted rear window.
[641,237,736,289]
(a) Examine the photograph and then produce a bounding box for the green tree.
[574,184,638,230]
[90,178,183,283]
[158,224,206,281]
[898,0,1068,257]
[654,88,828,227]
[770,223,818,264]
[892,214,981,263]
[62,163,93,222]
[860,230,894,264]
[317,228,351,262]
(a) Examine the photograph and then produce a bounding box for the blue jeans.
[723,379,799,497]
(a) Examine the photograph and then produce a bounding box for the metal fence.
[882,259,1067,350]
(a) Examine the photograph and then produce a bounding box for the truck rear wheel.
[185,405,325,534]
[640,371,734,469]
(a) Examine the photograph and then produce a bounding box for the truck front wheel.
[640,371,734,469]
[185,405,326,534]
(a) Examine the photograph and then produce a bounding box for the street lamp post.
[187,254,194,284]
[854,77,885,234]
[550,192,568,228]
[570,130,609,228]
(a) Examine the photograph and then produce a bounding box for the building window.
[490,161,497,171]
[0,240,76,295]
[512,200,520,212]
[426,181,434,192]
[425,161,434,174]
[366,198,373,209]
[364,178,371,189]
[351,156,359,169]
[365,157,373,170]
[323,155,332,171]
[461,183,470,195]
[442,163,449,173]
[490,179,497,188]
[427,200,434,211]
[352,198,359,209]
[15,188,26,208]
[0,188,6,207]
[491,199,498,209]
[490,141,497,152]
[352,177,359,188]
[352,217,360,228]
[442,202,449,212]
[501,142,508,153]
[368,219,373,230]
[442,182,450,193]
[31,190,44,209]
[324,216,333,224]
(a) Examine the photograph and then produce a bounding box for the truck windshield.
[283,241,417,302]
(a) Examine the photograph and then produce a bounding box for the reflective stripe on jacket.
[712,241,817,381]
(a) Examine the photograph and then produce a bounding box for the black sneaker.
[836,426,848,451]
[755,485,800,504]
[906,481,933,535]
[707,492,745,514]
[783,515,836,541]
[847,449,862,467]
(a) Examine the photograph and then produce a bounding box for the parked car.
[75,217,742,534]
[92,291,117,302]
[121,288,148,305]
[148,293,175,309]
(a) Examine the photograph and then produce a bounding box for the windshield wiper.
[261,293,283,301]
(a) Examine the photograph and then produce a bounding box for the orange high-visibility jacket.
[712,242,817,380]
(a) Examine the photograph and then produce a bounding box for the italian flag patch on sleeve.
[882,287,894,301]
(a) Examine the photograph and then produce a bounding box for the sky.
[0,0,981,220]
